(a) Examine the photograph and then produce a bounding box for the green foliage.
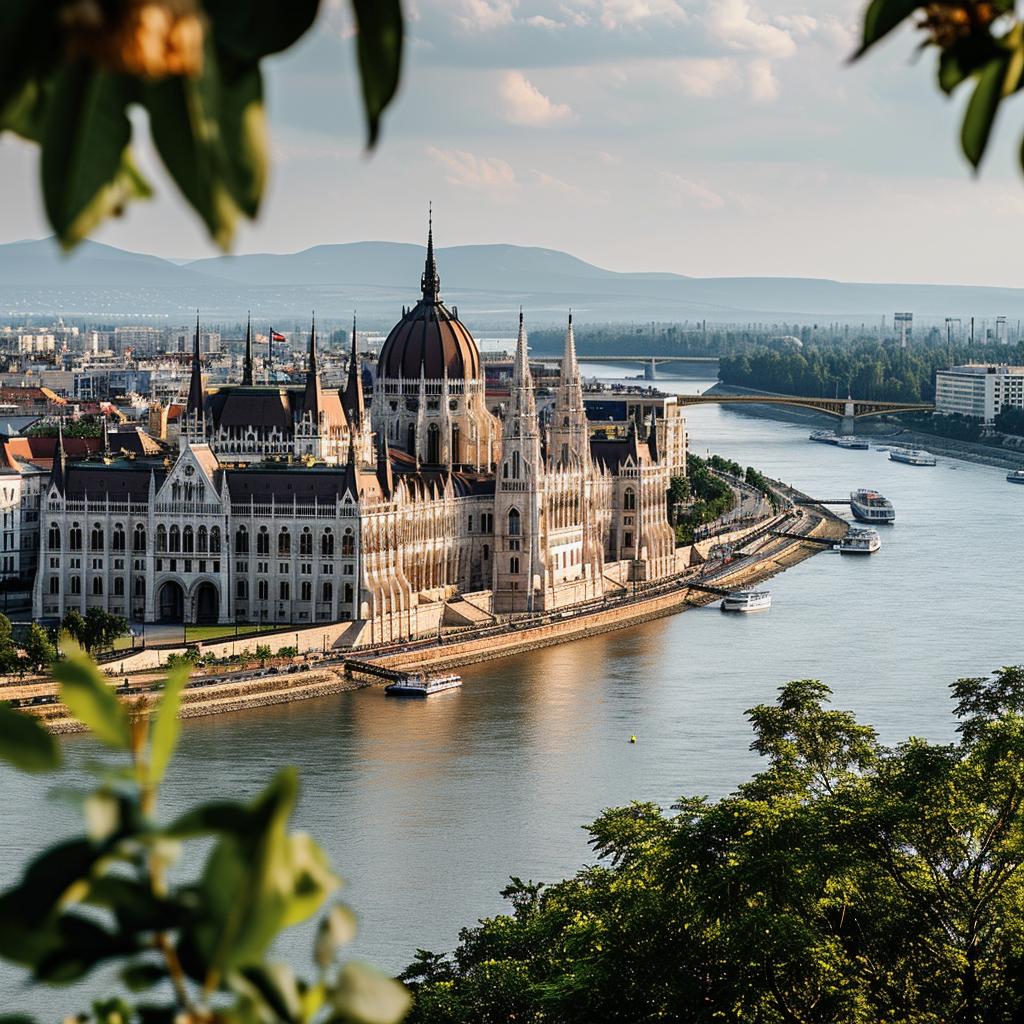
[855,0,1024,174]
[278,645,299,658]
[745,466,780,512]
[673,454,736,544]
[405,668,1024,1024]
[0,653,411,1024]
[995,405,1024,436]
[256,643,273,664]
[0,613,19,674]
[22,622,56,671]
[27,417,103,438]
[60,608,128,654]
[0,0,404,249]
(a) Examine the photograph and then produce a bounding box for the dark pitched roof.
[62,461,165,502]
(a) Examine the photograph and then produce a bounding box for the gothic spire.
[421,204,440,302]
[242,311,254,386]
[186,311,204,415]
[647,408,659,462]
[52,420,66,493]
[376,429,393,500]
[343,313,364,434]
[562,310,579,385]
[303,313,323,424]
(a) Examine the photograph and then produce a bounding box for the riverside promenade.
[8,495,847,734]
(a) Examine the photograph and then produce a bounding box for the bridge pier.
[645,359,657,381]
[839,415,855,436]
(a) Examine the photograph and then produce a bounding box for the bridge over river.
[675,393,934,430]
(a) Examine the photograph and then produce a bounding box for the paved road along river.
[3,374,1023,1014]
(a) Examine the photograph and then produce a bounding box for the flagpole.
[268,327,273,382]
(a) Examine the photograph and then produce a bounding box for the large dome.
[377,230,481,382]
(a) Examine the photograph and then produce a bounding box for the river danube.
[3,375,1023,1013]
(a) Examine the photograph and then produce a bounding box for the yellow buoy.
[630,734,636,744]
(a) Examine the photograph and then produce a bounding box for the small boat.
[721,590,772,612]
[850,488,895,524]
[836,437,869,450]
[835,527,881,554]
[889,449,936,466]
[385,672,463,697]
[1007,470,1024,484]
[809,430,840,445]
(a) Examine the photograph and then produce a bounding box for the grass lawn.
[183,624,287,643]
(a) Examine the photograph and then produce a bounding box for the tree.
[82,606,129,653]
[856,0,1023,176]
[0,0,403,250]
[22,622,57,672]
[0,654,411,1024]
[404,670,1024,1024]
[0,613,19,674]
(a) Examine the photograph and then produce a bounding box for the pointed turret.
[562,310,579,385]
[343,430,359,499]
[242,312,254,386]
[52,420,67,494]
[647,408,659,462]
[551,310,589,469]
[303,314,323,425]
[343,314,364,435]
[506,309,540,461]
[186,312,204,415]
[420,205,440,302]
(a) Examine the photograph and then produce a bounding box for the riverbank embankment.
[12,499,847,734]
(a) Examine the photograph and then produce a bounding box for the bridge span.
[676,393,933,429]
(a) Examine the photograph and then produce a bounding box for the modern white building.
[934,364,1024,423]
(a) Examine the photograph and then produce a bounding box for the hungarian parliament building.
[33,232,689,645]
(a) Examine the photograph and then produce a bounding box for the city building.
[935,364,1024,423]
[34,231,688,641]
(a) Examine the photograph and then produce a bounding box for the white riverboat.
[835,527,881,554]
[809,430,839,445]
[836,437,869,450]
[889,448,936,466]
[1008,470,1024,484]
[850,488,895,523]
[720,590,772,613]
[384,672,463,697]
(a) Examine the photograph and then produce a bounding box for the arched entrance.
[158,581,184,622]
[195,581,219,624]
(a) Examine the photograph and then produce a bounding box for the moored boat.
[1008,469,1024,484]
[809,430,840,445]
[835,527,881,554]
[836,437,869,450]
[720,590,772,612]
[385,672,463,697]
[889,448,936,466]
[850,488,895,523]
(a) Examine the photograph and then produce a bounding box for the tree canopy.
[402,669,1024,1024]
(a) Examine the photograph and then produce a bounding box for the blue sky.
[3,0,1024,285]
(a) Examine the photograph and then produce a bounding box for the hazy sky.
[3,0,1024,286]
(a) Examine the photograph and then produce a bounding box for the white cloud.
[705,0,797,58]
[596,0,689,30]
[501,71,574,125]
[660,171,725,209]
[531,170,610,205]
[426,147,519,192]
[452,0,516,31]
[525,14,563,27]
[747,57,778,101]
[671,57,742,98]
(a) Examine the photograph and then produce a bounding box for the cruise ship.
[836,527,881,554]
[1008,470,1024,484]
[889,449,936,466]
[720,590,772,612]
[850,489,895,523]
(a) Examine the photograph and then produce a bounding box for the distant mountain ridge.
[2,237,1023,327]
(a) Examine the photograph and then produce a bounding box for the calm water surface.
[3,376,1023,1013]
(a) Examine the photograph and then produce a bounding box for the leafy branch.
[0,653,411,1024]
[0,0,403,250]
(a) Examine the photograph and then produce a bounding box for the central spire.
[303,313,323,424]
[344,313,364,434]
[421,204,440,302]
[242,312,254,386]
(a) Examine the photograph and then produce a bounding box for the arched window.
[236,579,248,600]
[156,526,167,552]
[70,575,81,594]
[299,529,313,556]
[510,556,520,574]
[407,424,416,456]
[48,524,60,549]
[279,580,290,600]
[257,528,269,555]
[69,523,82,550]
[623,531,633,548]
[503,461,509,479]
[344,583,353,603]
[169,526,180,553]
[278,529,290,556]
[134,577,145,597]
[92,576,103,595]
[624,488,636,511]
[134,524,146,551]
[322,581,333,603]
[451,424,461,464]
[301,581,312,601]
[427,423,441,464]
[112,525,125,551]
[197,526,208,553]
[182,526,194,553]
[49,577,59,594]
[508,508,521,537]
[512,451,521,479]
[210,527,221,554]
[113,577,124,596]
[341,529,354,558]
[321,530,334,557]
[91,523,104,550]
[257,579,269,600]
[235,527,249,554]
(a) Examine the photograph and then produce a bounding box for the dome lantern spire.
[421,204,440,302]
